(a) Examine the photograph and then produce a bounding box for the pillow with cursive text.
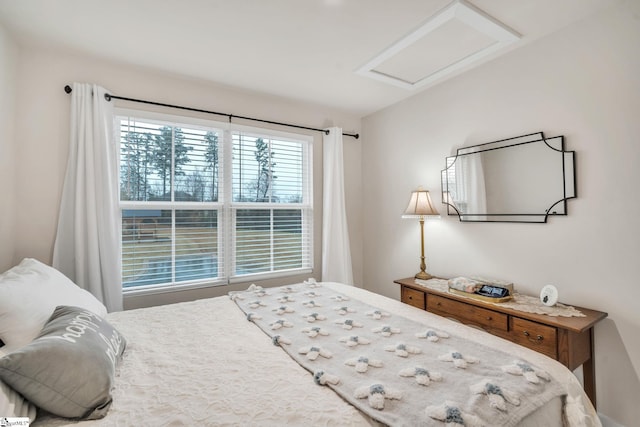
[0,306,126,419]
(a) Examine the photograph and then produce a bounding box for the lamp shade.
[403,187,440,218]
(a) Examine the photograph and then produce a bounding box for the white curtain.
[53,83,122,312]
[322,127,353,285]
[456,154,487,216]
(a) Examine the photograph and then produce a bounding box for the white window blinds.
[118,112,312,292]
[231,132,312,276]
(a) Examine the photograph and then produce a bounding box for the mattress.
[33,282,601,426]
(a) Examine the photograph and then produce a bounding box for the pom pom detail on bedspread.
[248,300,267,309]
[425,402,485,427]
[246,312,262,322]
[438,351,479,368]
[354,383,403,410]
[502,361,550,384]
[339,335,371,347]
[564,395,588,426]
[303,278,320,287]
[372,325,401,337]
[313,369,340,385]
[302,312,327,322]
[247,283,267,297]
[302,300,322,308]
[469,379,520,411]
[365,309,390,320]
[271,335,292,346]
[398,366,443,386]
[384,343,421,358]
[334,306,356,315]
[298,346,333,360]
[345,356,383,373]
[415,329,449,342]
[334,318,363,329]
[269,319,293,330]
[272,305,295,315]
[301,326,330,338]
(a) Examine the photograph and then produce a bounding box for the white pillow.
[0,379,37,422]
[0,258,107,349]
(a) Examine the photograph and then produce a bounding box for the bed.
[1,260,601,426]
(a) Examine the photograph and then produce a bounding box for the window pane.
[119,119,164,202]
[120,119,220,203]
[233,134,275,202]
[122,209,172,287]
[175,210,219,281]
[122,209,219,287]
[235,209,271,274]
[235,208,307,276]
[273,209,303,269]
[232,134,306,204]
[152,126,176,200]
[175,129,219,202]
[271,140,303,203]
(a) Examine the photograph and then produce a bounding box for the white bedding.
[33,282,601,426]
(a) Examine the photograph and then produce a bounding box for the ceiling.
[0,0,619,117]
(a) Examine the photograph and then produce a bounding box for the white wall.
[0,24,17,272]
[10,48,362,307]
[362,2,639,425]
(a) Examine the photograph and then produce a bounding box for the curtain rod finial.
[64,85,72,94]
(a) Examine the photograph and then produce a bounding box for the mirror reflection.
[441,132,575,223]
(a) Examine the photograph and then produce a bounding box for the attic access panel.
[356,0,520,89]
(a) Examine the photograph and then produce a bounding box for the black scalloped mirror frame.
[441,132,576,223]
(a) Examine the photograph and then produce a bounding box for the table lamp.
[403,186,440,280]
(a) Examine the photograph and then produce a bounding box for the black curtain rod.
[64,85,359,139]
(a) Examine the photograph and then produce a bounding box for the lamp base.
[415,271,433,280]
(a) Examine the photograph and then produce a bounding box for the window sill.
[122,268,313,298]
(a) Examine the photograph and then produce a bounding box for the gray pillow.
[0,306,126,419]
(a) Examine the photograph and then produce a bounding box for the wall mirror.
[441,132,575,223]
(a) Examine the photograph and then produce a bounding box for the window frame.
[116,108,314,295]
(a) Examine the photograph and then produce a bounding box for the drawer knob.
[486,316,492,321]
[523,331,544,342]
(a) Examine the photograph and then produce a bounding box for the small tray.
[448,288,513,303]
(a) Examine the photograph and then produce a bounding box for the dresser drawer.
[427,295,508,332]
[510,317,557,359]
[401,287,426,309]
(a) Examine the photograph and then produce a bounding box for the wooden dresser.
[395,277,608,407]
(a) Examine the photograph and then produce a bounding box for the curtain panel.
[53,83,122,311]
[321,127,353,285]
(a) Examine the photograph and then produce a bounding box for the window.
[118,111,313,292]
